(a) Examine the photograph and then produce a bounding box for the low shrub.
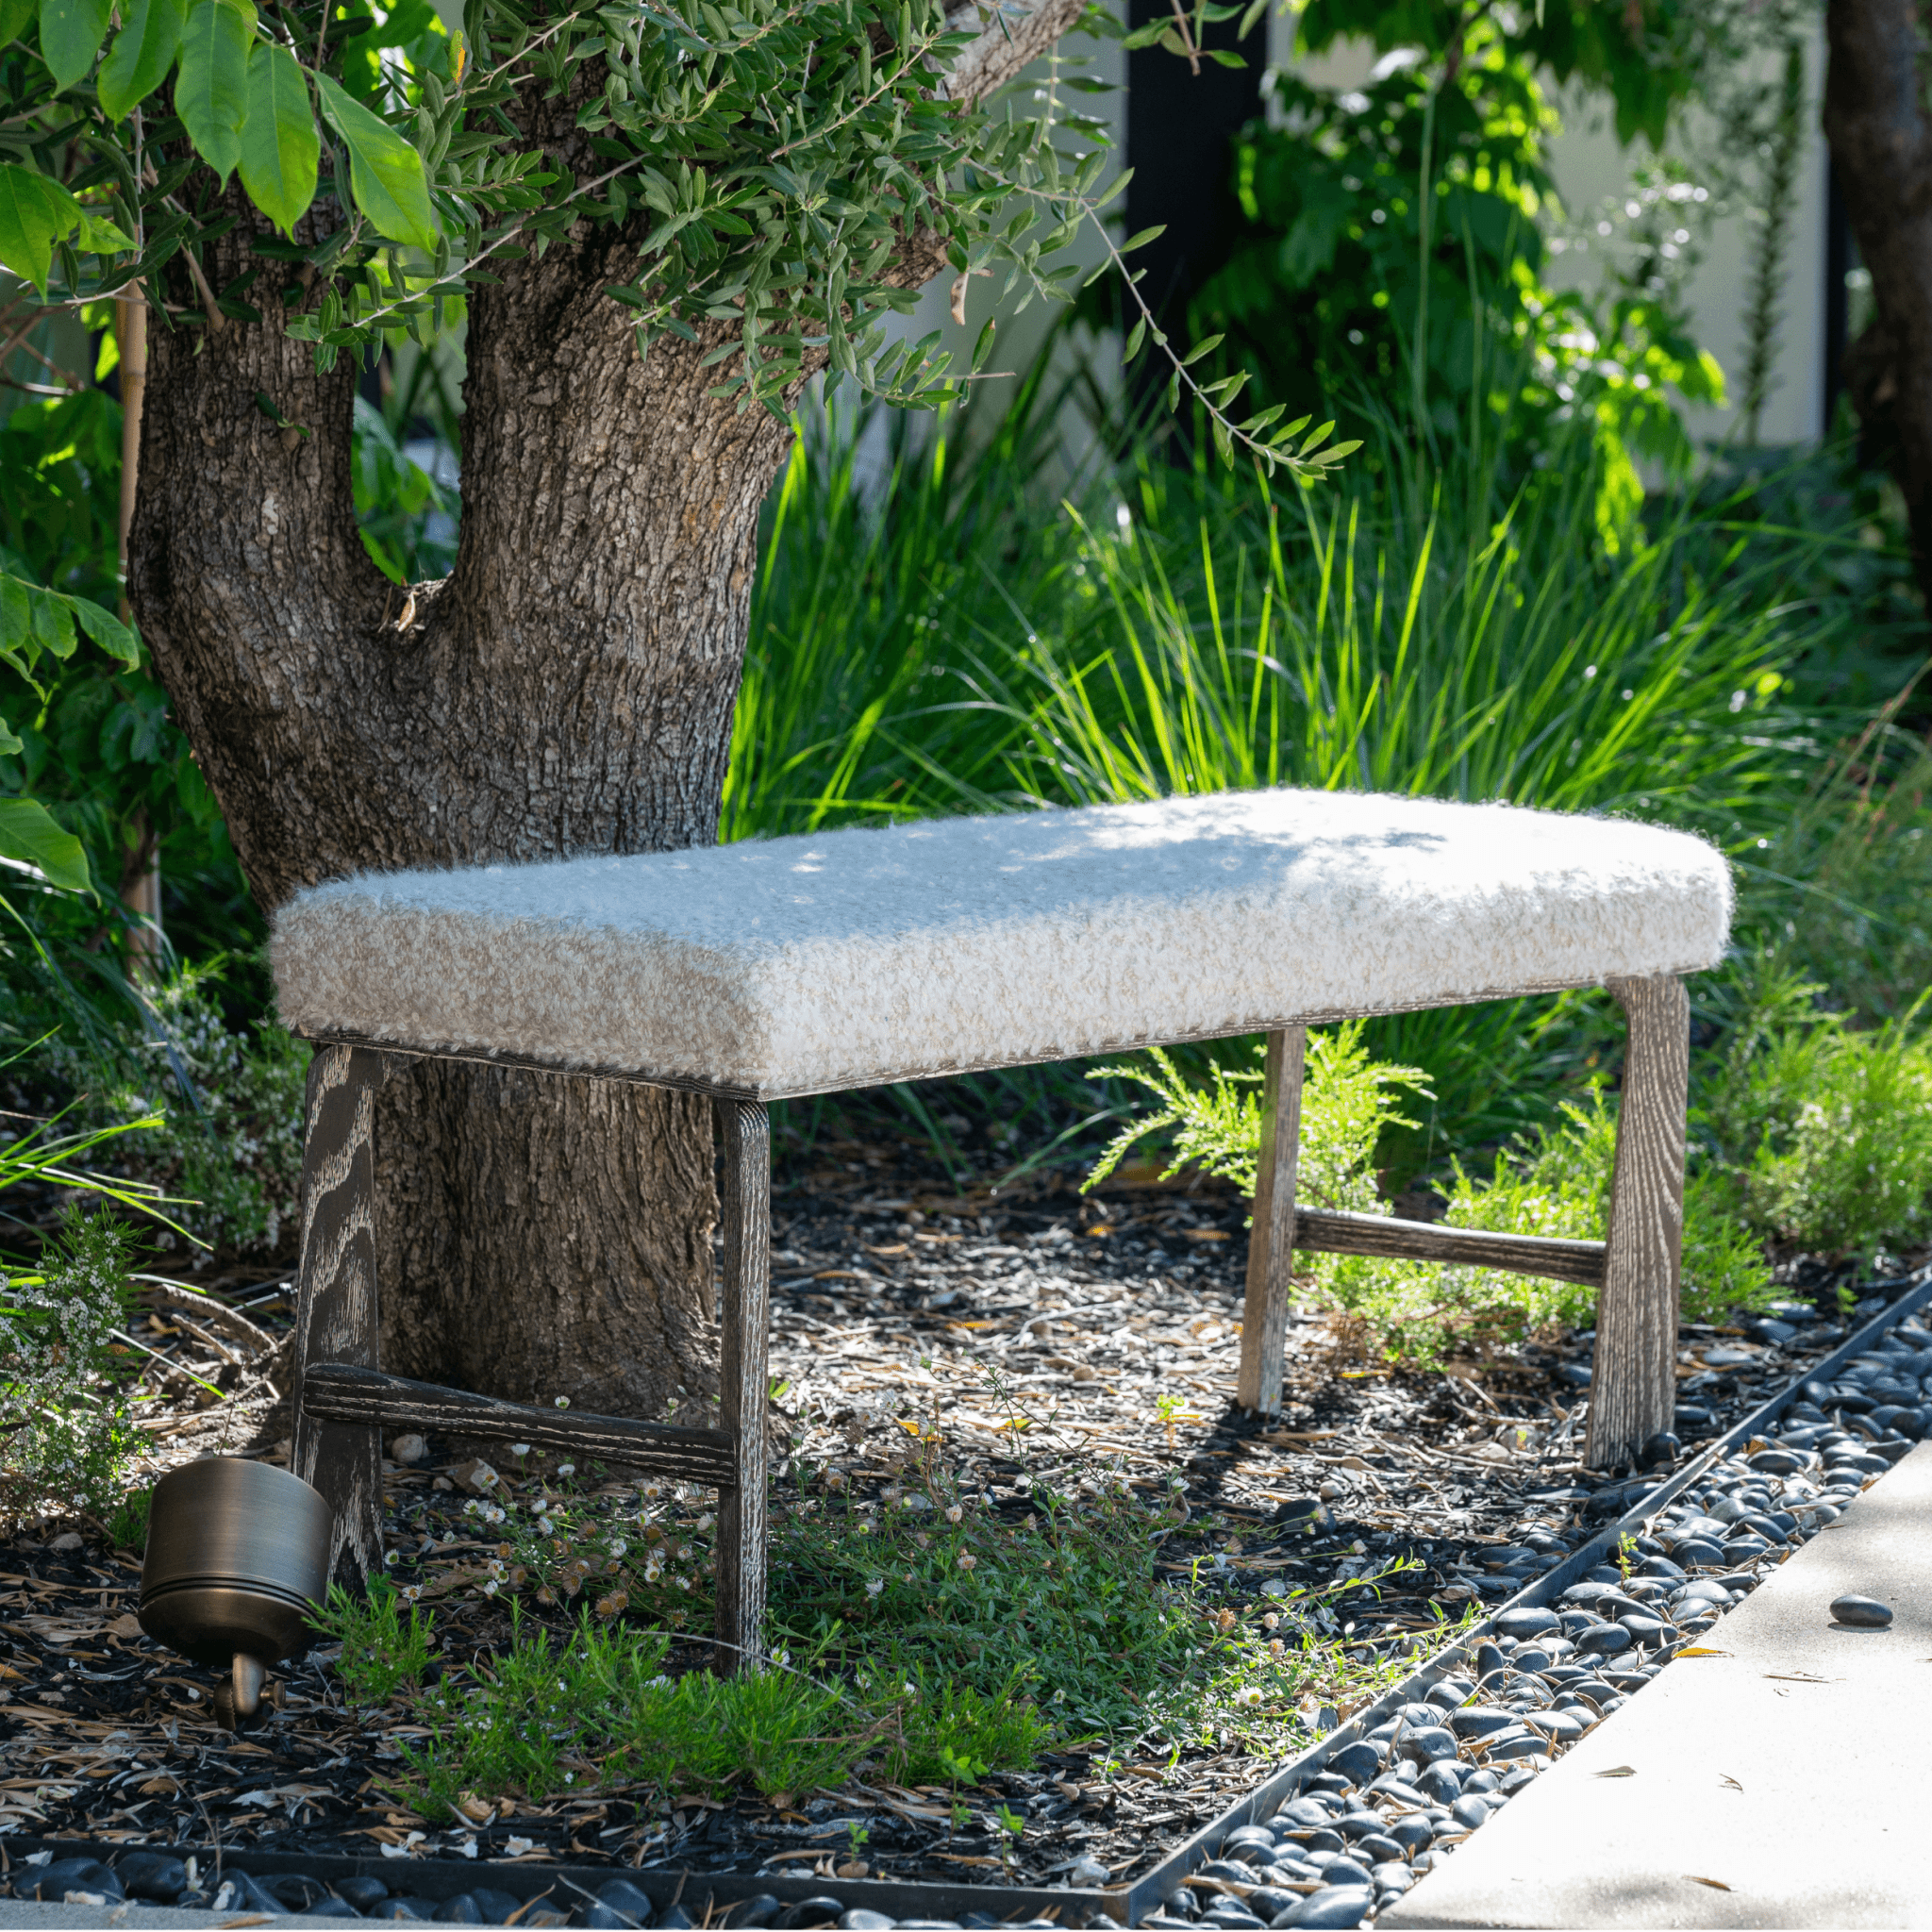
[0,1211,140,1522]
[1698,958,1932,1258]
[42,961,307,1257]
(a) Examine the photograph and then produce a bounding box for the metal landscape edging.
[0,1838,1118,1925]
[8,1275,1931,1929]
[1108,1268,1932,1924]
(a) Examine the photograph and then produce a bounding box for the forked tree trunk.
[126,7,1070,1413]
[1824,0,1932,619]
[130,203,789,1414]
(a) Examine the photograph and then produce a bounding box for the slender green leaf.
[1119,225,1165,254]
[175,0,255,186]
[0,162,81,292]
[0,798,92,894]
[240,42,318,233]
[97,0,185,119]
[315,71,438,251]
[38,0,111,90]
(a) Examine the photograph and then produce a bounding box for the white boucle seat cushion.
[271,790,1732,1099]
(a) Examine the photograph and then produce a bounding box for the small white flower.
[945,1504,963,1524]
[558,1462,575,1476]
[866,1576,884,1597]
[607,1540,627,1557]
[385,1550,400,1566]
[481,1578,499,1596]
[404,1586,423,1603]
[696,1512,715,1532]
[675,1575,691,1591]
[1235,1687,1262,1707]
[554,1396,571,1409]
[510,1443,531,1458]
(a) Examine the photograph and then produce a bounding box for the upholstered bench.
[272,788,1730,1668]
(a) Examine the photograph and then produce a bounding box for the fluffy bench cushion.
[271,790,1731,1098]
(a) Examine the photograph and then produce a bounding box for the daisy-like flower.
[404,1585,423,1602]
[607,1540,627,1558]
[385,1549,400,1566]
[1235,1687,1263,1707]
[956,1553,977,1573]
[441,1530,456,1545]
[644,1559,664,1582]
[488,1558,507,1578]
[944,1504,963,1524]
[463,1499,480,1516]
[865,1576,884,1597]
[558,1462,575,1477]
[1262,1611,1281,1631]
[510,1443,531,1459]
[481,1578,499,1596]
[641,1480,664,1501]
[695,1512,715,1533]
[675,1575,691,1591]
[554,1396,571,1409]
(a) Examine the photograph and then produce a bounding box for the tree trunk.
[129,193,791,1411]
[125,0,1083,1414]
[1824,0,1932,618]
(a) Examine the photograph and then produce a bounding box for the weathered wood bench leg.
[715,1098,771,1674]
[1237,1025,1307,1417]
[291,1043,389,1589]
[1586,974,1690,1471]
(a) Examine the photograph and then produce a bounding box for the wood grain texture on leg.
[1587,975,1690,1471]
[1237,1026,1307,1416]
[291,1044,389,1590]
[714,1099,771,1673]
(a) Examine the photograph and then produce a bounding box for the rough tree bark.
[126,0,1078,1415]
[1824,0,1932,618]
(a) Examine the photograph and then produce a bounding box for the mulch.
[0,1130,1876,1890]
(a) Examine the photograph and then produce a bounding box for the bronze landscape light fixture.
[138,1456,333,1727]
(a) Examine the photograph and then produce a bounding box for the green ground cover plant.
[319,1443,1426,1814]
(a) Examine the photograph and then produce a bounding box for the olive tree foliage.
[0,0,1353,483]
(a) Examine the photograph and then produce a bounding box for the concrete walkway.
[1381,1441,1932,1929]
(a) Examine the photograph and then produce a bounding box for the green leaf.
[971,316,996,373]
[315,71,437,251]
[1179,332,1224,368]
[1119,225,1165,255]
[0,163,81,293]
[67,593,141,666]
[1203,46,1244,66]
[0,0,36,45]
[97,0,185,119]
[38,0,112,91]
[0,717,22,758]
[75,209,136,251]
[0,798,92,894]
[240,42,318,233]
[175,0,255,186]
[28,590,76,659]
